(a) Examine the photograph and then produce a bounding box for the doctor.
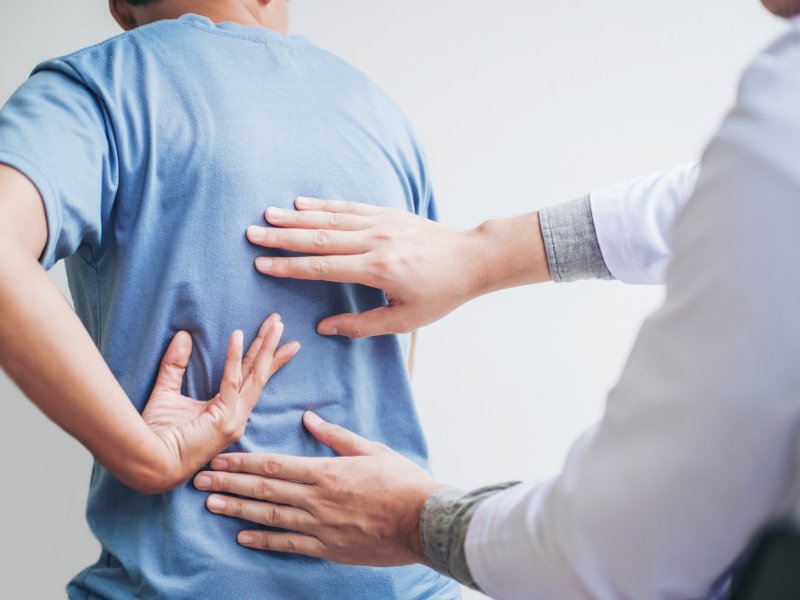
[193,1,800,598]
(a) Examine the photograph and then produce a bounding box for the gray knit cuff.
[420,482,521,590]
[539,195,614,282]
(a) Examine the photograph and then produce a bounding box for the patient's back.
[0,14,456,599]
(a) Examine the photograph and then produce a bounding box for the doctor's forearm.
[472,196,613,296]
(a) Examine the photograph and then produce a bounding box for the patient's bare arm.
[0,165,299,494]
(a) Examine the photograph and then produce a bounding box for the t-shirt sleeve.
[0,61,118,269]
[412,148,438,222]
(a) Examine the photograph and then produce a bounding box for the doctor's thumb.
[303,411,379,457]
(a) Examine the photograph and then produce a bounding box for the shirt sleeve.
[464,25,800,600]
[0,60,118,269]
[539,195,614,283]
[590,162,700,284]
[420,482,521,590]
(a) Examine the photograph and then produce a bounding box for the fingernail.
[247,225,267,240]
[304,411,324,427]
[267,207,286,221]
[238,533,255,545]
[195,475,212,489]
[207,496,227,510]
[211,458,228,470]
[317,323,338,336]
[256,257,273,271]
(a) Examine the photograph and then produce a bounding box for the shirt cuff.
[420,482,521,590]
[539,195,614,282]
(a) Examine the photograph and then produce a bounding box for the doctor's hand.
[194,411,444,566]
[246,198,550,338]
[140,314,300,493]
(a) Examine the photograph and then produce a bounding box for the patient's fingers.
[294,197,382,216]
[152,331,193,394]
[241,320,284,401]
[263,207,372,231]
[247,226,370,255]
[255,254,375,286]
[210,452,323,484]
[194,471,314,511]
[218,331,244,408]
[269,342,301,379]
[241,314,281,381]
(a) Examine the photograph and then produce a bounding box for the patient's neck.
[132,0,286,33]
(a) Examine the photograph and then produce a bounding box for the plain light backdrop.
[0,1,785,598]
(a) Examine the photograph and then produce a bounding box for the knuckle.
[329,212,347,227]
[325,423,345,439]
[350,322,367,339]
[320,461,338,482]
[257,535,271,550]
[254,478,273,499]
[310,257,329,276]
[263,458,283,477]
[369,253,393,274]
[222,419,239,440]
[329,535,350,553]
[217,476,233,492]
[229,500,244,517]
[343,201,357,214]
[269,229,284,245]
[266,505,283,528]
[372,228,394,243]
[312,229,329,249]
[285,537,297,553]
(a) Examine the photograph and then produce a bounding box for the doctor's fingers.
[194,471,315,511]
[255,254,381,287]
[210,452,324,484]
[294,196,383,217]
[205,494,317,534]
[247,225,371,255]
[236,530,328,560]
[264,207,374,231]
[316,305,416,338]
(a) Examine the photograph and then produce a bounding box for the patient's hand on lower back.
[0,165,300,496]
[140,313,300,492]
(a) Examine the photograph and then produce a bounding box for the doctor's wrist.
[420,482,522,589]
[469,212,551,297]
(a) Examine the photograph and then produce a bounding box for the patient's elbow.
[122,462,181,496]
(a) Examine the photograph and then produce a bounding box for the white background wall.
[0,1,784,597]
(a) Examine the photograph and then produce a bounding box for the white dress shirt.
[591,162,700,284]
[465,16,800,600]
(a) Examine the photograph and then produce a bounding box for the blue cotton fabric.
[0,14,458,600]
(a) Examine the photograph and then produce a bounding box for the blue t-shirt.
[0,14,458,600]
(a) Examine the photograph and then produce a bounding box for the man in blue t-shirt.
[0,0,458,598]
